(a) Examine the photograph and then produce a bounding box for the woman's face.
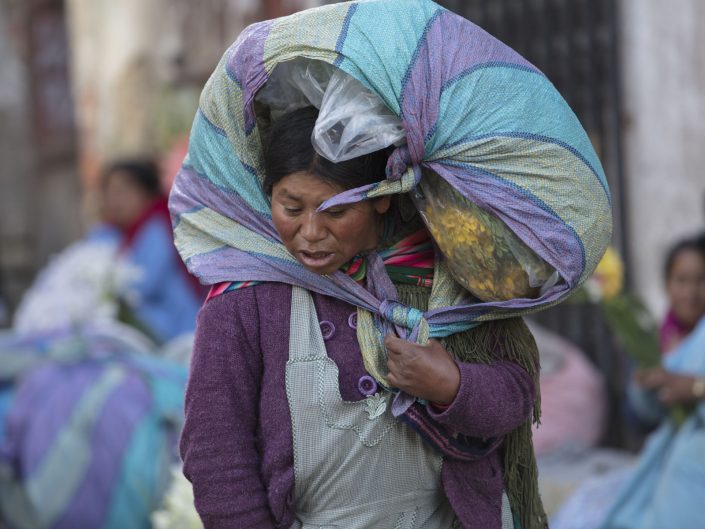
[666,248,705,328]
[102,170,152,229]
[271,171,390,275]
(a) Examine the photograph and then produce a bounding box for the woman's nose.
[300,213,327,242]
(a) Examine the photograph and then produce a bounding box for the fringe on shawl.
[397,284,547,529]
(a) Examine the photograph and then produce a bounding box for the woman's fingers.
[383,335,459,403]
[384,334,417,356]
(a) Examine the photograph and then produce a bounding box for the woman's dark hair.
[103,159,162,198]
[664,235,705,280]
[262,106,392,195]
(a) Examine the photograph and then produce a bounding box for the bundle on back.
[170,0,611,337]
[170,4,611,528]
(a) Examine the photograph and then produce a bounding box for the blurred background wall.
[0,0,322,312]
[620,0,705,316]
[0,0,82,310]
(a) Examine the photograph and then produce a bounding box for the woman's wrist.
[430,361,460,406]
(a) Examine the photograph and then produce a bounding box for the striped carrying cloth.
[170,0,611,396]
[0,327,187,529]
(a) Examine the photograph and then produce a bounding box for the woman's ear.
[373,195,392,214]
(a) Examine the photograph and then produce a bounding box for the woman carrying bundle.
[174,2,611,528]
[179,107,544,529]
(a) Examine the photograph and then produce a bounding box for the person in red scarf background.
[100,159,205,343]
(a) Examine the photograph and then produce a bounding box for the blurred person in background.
[658,237,705,354]
[100,159,205,343]
[0,159,200,529]
[598,282,705,529]
[551,235,705,529]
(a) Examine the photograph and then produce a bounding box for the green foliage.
[600,292,660,369]
[599,293,689,426]
[116,297,159,344]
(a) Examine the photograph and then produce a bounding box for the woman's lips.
[297,250,336,270]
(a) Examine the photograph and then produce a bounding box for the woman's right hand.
[384,335,460,405]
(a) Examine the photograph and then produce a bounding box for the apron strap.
[289,286,328,361]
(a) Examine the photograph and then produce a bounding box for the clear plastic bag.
[412,170,559,301]
[256,58,405,162]
[313,69,405,162]
[255,58,335,121]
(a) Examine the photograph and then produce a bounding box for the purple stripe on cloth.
[170,166,279,241]
[53,372,151,529]
[188,246,382,311]
[400,10,538,163]
[225,20,272,134]
[402,405,502,461]
[0,363,103,477]
[316,182,378,211]
[334,3,358,57]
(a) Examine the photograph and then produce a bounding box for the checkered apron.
[286,286,458,529]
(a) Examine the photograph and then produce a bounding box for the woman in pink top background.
[659,236,705,355]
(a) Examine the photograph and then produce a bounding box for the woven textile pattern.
[169,0,612,344]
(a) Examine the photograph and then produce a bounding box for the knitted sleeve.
[180,289,277,529]
[428,318,538,439]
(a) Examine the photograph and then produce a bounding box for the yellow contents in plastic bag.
[414,171,557,302]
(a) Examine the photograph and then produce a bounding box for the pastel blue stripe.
[432,66,607,191]
[333,3,358,66]
[334,0,442,115]
[429,321,478,338]
[423,62,542,145]
[440,61,543,94]
[0,389,12,442]
[188,112,270,215]
[195,109,226,137]
[104,417,161,529]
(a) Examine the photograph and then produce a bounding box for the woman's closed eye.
[325,208,348,218]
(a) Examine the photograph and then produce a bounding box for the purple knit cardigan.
[180,282,536,529]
